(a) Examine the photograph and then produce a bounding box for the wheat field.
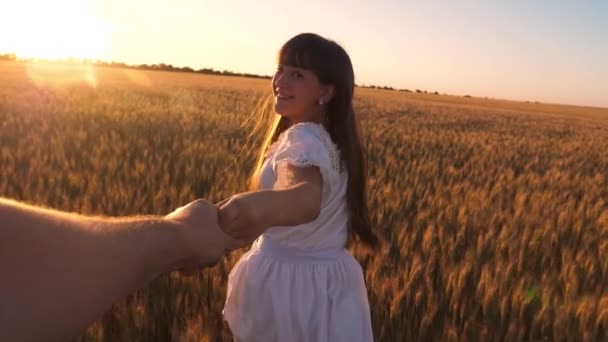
[1,60,607,341]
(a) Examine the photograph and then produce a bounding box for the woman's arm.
[217,163,323,242]
[0,198,234,341]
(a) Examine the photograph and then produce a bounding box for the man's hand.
[165,199,240,271]
[217,193,268,243]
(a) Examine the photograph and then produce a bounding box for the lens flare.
[1,0,113,86]
[123,69,153,88]
[26,61,98,87]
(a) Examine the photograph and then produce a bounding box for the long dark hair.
[251,33,379,249]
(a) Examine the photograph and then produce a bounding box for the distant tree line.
[0,53,17,61]
[1,53,475,98]
[0,53,271,80]
[358,84,445,96]
[93,60,272,79]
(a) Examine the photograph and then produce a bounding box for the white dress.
[223,122,374,342]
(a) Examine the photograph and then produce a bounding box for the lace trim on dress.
[265,121,343,174]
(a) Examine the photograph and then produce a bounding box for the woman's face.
[272,64,331,123]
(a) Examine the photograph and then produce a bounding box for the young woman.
[218,33,379,341]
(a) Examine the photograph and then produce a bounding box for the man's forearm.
[0,198,183,341]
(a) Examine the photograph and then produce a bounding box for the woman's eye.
[292,71,303,78]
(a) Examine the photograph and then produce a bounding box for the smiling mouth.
[276,95,294,100]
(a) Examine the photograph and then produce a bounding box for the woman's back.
[260,122,349,250]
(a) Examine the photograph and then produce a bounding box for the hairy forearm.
[0,198,181,341]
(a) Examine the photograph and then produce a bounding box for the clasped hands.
[163,192,266,272]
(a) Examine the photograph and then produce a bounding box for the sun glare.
[1,0,110,61]
[0,0,114,86]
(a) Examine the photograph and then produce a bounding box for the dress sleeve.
[271,123,339,189]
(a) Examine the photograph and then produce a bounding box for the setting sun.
[0,0,110,60]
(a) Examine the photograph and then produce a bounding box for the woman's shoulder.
[276,121,326,144]
[275,122,343,175]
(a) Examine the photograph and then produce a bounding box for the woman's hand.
[164,199,241,272]
[217,192,268,243]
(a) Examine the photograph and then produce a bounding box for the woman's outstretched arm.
[217,163,323,242]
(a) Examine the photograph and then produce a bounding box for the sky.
[1,0,607,107]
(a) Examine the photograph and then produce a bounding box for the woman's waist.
[264,220,348,244]
[253,235,348,263]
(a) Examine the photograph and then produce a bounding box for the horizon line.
[1,52,606,111]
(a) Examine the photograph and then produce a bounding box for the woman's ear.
[321,84,335,104]
[271,78,278,96]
